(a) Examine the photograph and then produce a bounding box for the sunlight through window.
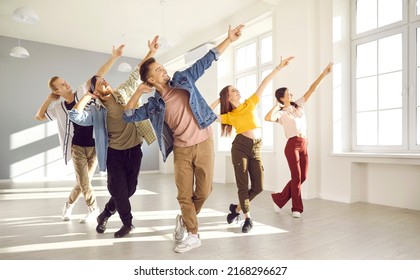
[10,122,58,150]
[356,0,402,34]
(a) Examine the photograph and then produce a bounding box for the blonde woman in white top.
[264,62,333,218]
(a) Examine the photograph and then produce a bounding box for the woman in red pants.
[265,62,333,218]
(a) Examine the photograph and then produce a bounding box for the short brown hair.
[139,57,156,86]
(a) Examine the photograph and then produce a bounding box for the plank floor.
[1,173,420,260]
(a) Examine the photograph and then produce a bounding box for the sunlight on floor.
[0,208,288,254]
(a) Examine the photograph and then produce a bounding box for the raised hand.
[278,56,295,69]
[48,92,61,100]
[228,24,245,42]
[148,35,160,53]
[322,62,334,76]
[112,45,125,59]
[137,83,153,94]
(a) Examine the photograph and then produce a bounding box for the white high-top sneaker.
[62,202,74,221]
[80,206,100,224]
[174,232,201,253]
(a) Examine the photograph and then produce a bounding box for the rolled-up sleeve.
[68,109,93,126]
[123,106,149,123]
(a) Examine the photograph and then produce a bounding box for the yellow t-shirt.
[220,93,261,134]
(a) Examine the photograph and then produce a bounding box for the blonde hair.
[48,76,60,91]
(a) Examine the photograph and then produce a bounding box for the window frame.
[350,0,420,153]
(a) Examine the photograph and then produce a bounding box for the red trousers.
[272,136,308,213]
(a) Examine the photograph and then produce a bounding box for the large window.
[352,0,420,151]
[218,33,273,151]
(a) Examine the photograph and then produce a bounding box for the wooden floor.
[0,172,420,260]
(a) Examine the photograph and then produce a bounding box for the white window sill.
[330,152,420,165]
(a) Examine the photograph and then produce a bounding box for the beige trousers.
[173,137,214,234]
[68,145,98,209]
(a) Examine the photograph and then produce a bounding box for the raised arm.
[35,93,60,120]
[209,98,222,122]
[73,93,96,113]
[215,24,245,55]
[303,62,333,102]
[114,36,160,102]
[95,45,125,78]
[138,35,159,68]
[264,102,281,122]
[255,56,294,98]
[124,83,153,110]
[210,98,220,110]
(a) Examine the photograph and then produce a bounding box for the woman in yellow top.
[211,56,294,233]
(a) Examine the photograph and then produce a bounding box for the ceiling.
[0,0,279,62]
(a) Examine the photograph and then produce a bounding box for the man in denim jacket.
[123,24,244,253]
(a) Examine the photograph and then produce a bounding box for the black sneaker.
[114,224,135,238]
[96,212,109,234]
[226,204,240,224]
[242,218,253,233]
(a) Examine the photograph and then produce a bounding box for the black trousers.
[103,143,142,226]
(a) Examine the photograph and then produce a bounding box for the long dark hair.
[219,85,234,137]
[275,87,299,110]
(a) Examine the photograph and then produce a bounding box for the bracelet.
[276,66,281,71]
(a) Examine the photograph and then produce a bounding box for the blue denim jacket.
[68,102,109,171]
[123,48,219,162]
[68,66,150,171]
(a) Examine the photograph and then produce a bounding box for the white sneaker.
[174,233,201,253]
[292,211,301,218]
[79,207,100,224]
[62,202,73,221]
[173,214,186,242]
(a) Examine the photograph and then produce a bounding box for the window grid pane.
[377,0,402,28]
[260,37,273,64]
[356,0,402,34]
[356,0,377,34]
[378,109,402,145]
[378,33,402,74]
[235,43,256,72]
[356,76,378,112]
[356,41,377,78]
[378,72,402,109]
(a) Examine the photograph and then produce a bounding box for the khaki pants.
[173,137,214,234]
[68,145,98,208]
